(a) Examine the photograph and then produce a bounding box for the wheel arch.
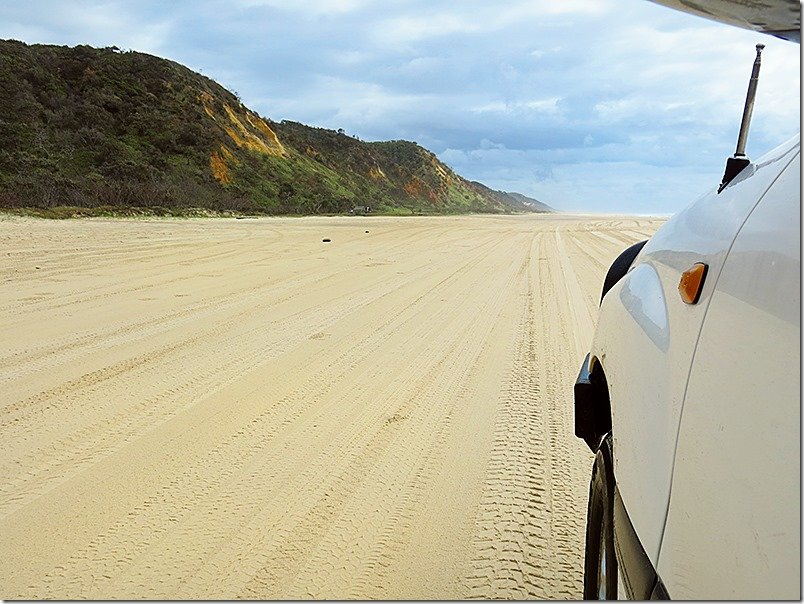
[600,240,648,305]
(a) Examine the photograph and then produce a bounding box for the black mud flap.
[574,353,610,452]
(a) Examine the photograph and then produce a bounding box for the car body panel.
[656,149,800,599]
[588,135,800,567]
[647,0,801,41]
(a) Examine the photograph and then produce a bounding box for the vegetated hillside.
[468,181,555,213]
[0,40,554,215]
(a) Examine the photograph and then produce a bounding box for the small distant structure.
[349,205,371,215]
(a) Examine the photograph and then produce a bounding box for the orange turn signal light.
[679,263,708,305]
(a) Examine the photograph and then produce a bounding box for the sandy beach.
[0,214,663,599]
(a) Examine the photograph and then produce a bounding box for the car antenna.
[718,44,765,193]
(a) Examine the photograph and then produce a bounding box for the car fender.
[656,143,800,599]
[588,135,801,566]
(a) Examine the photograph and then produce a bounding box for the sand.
[0,213,664,599]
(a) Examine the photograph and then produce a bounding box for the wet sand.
[0,214,663,599]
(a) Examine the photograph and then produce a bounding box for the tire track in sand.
[467,232,558,599]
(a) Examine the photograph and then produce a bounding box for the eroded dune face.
[0,214,663,600]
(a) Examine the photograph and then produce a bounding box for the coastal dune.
[0,214,663,599]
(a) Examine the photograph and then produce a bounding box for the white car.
[574,0,800,599]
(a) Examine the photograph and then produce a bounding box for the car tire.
[583,436,617,600]
[600,240,647,304]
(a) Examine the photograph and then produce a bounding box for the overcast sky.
[1,1,799,213]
